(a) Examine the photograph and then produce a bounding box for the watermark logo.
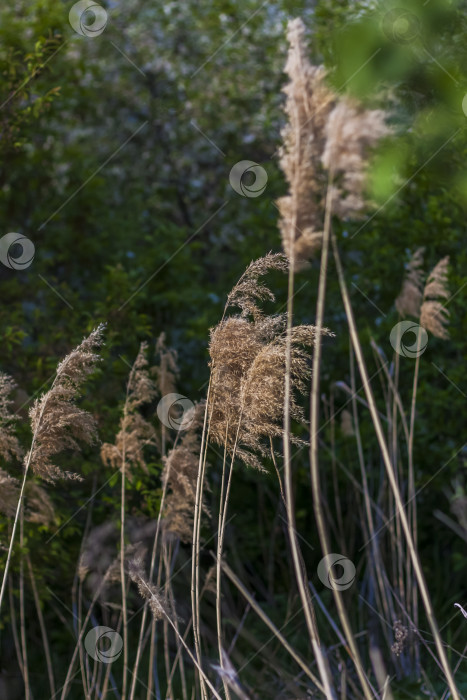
[462,94,467,118]
[317,553,356,591]
[0,233,35,270]
[390,321,428,358]
[157,393,194,431]
[84,626,123,663]
[382,8,420,44]
[69,1,108,37]
[229,160,267,198]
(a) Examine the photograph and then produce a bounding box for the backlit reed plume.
[321,98,390,219]
[277,18,334,268]
[420,256,450,339]
[278,18,390,267]
[225,252,288,318]
[0,373,22,462]
[26,324,105,483]
[0,326,104,614]
[162,401,207,542]
[209,261,331,467]
[396,247,425,317]
[101,342,158,478]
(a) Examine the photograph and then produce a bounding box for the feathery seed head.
[396,247,425,318]
[26,324,105,483]
[420,256,450,339]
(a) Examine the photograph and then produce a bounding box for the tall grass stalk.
[309,175,374,700]
[283,246,336,699]
[331,230,460,700]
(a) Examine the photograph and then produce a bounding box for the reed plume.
[209,305,329,468]
[101,341,158,479]
[226,252,288,318]
[321,97,391,219]
[26,324,105,483]
[0,325,105,614]
[278,18,390,268]
[420,256,450,339]
[396,247,425,318]
[277,18,334,268]
[0,373,22,463]
[162,401,207,542]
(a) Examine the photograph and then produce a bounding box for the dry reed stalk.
[61,545,137,700]
[8,574,24,681]
[331,231,460,700]
[275,16,390,695]
[26,554,56,698]
[191,383,212,700]
[129,335,179,700]
[218,556,325,693]
[408,255,450,673]
[19,512,30,700]
[309,190,374,698]
[129,557,224,700]
[278,17,386,698]
[101,341,157,700]
[208,254,327,693]
[349,347,393,645]
[0,325,104,616]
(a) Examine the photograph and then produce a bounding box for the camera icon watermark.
[69,1,108,37]
[157,393,194,431]
[390,321,428,358]
[317,553,356,591]
[229,160,268,198]
[0,233,35,270]
[382,8,420,44]
[84,626,123,663]
[462,94,467,118]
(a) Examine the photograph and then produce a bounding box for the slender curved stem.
[331,230,460,700]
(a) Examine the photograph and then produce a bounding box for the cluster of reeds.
[0,17,462,700]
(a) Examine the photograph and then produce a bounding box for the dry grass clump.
[26,324,105,483]
[420,256,450,339]
[101,342,158,478]
[162,401,208,542]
